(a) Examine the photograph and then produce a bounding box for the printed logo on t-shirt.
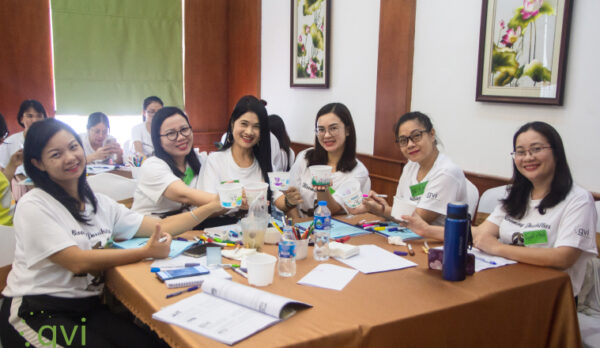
[574,227,591,239]
[511,232,524,246]
[71,228,112,240]
[409,181,428,198]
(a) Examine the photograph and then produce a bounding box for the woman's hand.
[145,224,172,259]
[8,149,23,168]
[284,186,303,207]
[401,214,431,237]
[473,231,502,255]
[362,191,389,216]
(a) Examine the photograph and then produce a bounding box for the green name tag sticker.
[409,181,428,198]
[183,167,195,186]
[523,229,548,246]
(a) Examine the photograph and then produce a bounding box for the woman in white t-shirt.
[131,96,163,157]
[0,118,221,347]
[132,106,216,217]
[0,99,48,184]
[269,114,295,171]
[274,103,370,218]
[80,112,123,164]
[404,122,598,297]
[200,96,273,196]
[357,112,467,226]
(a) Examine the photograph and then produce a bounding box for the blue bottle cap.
[318,200,327,206]
[446,202,468,219]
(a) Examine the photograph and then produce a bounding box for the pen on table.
[335,236,351,243]
[271,220,284,234]
[394,251,408,256]
[387,227,403,232]
[421,246,429,254]
[475,256,497,265]
[175,237,188,241]
[166,285,200,299]
[406,243,415,256]
[233,267,248,278]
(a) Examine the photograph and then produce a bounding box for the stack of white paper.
[334,244,417,273]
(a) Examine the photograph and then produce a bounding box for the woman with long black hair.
[0,118,220,347]
[404,121,597,297]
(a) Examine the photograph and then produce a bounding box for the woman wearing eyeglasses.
[131,96,163,157]
[274,102,370,217]
[132,107,217,217]
[81,112,123,164]
[357,111,467,226]
[404,122,597,297]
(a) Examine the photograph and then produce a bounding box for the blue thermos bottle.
[442,202,470,281]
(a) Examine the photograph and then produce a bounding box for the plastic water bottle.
[278,226,296,277]
[313,200,331,261]
[442,202,470,281]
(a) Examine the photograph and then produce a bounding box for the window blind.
[51,0,183,115]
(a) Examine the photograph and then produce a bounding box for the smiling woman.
[274,102,370,217]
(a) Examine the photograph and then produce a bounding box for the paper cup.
[246,254,277,286]
[244,182,269,206]
[309,165,332,186]
[391,196,417,221]
[294,239,309,260]
[217,182,243,208]
[264,227,282,244]
[267,172,290,191]
[337,180,363,208]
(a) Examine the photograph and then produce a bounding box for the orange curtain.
[0,0,55,134]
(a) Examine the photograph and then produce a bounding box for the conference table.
[105,214,581,347]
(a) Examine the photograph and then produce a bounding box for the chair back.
[87,173,137,201]
[466,179,479,219]
[478,185,509,214]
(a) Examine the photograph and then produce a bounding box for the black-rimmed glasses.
[395,129,427,147]
[160,126,192,141]
[510,146,552,159]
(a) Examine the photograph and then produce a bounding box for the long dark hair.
[17,99,48,128]
[0,113,8,140]
[502,121,573,218]
[24,118,97,223]
[222,95,273,184]
[151,107,200,178]
[268,114,292,170]
[306,102,357,172]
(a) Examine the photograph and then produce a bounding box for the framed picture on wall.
[290,0,331,88]
[476,0,573,105]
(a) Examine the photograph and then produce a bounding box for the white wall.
[411,0,600,192]
[261,0,380,154]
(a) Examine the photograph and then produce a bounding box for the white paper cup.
[244,182,269,205]
[391,196,417,221]
[246,254,277,286]
[217,182,243,208]
[264,227,282,244]
[294,239,309,260]
[309,165,332,186]
[267,172,290,191]
[337,180,363,208]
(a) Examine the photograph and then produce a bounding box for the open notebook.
[153,278,311,345]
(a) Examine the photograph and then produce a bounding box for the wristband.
[285,196,297,209]
[189,210,202,223]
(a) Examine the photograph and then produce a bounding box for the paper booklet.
[164,267,232,288]
[152,278,311,345]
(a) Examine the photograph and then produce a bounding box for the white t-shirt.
[221,132,285,172]
[131,123,154,156]
[199,147,265,194]
[0,131,26,175]
[3,188,143,298]
[395,153,467,226]
[132,156,199,215]
[279,148,371,217]
[80,133,117,164]
[486,184,598,296]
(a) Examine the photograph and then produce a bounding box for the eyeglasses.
[161,126,192,141]
[510,146,552,159]
[395,129,428,147]
[315,125,341,137]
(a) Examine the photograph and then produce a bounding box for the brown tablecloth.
[105,215,581,348]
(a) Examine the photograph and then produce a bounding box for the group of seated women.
[0,94,597,347]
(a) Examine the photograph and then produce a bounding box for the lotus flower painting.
[476,0,571,105]
[291,0,330,87]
